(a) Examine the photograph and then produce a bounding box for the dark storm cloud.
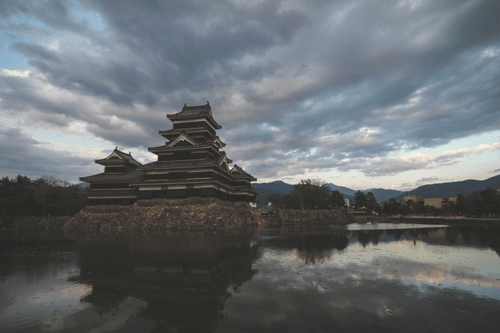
[0,0,87,32]
[0,75,75,126]
[12,43,62,63]
[0,127,96,181]
[2,0,500,180]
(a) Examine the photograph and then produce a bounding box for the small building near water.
[260,202,275,214]
[400,192,458,208]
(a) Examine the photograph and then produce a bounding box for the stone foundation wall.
[62,197,264,233]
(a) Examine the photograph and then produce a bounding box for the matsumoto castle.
[80,102,261,205]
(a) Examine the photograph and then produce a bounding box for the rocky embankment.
[0,216,67,232]
[62,197,264,233]
[1,197,264,233]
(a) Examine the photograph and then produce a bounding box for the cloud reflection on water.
[257,230,500,299]
[218,226,500,332]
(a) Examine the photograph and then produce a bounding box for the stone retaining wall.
[62,197,264,233]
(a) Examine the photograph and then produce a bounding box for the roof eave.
[166,114,222,129]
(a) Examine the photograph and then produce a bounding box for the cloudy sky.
[1,0,499,191]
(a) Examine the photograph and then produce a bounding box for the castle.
[80,102,261,205]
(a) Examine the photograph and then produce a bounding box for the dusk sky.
[1,0,499,191]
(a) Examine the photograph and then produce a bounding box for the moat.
[1,223,500,332]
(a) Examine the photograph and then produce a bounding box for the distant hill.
[324,183,355,203]
[363,188,404,202]
[254,174,500,207]
[253,181,356,207]
[395,174,500,199]
[253,181,295,207]
[325,183,357,197]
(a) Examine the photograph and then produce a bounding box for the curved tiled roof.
[80,170,146,182]
[138,159,218,170]
[148,142,217,153]
[177,103,211,116]
[231,164,257,181]
[159,127,212,136]
[95,148,142,166]
[167,102,221,129]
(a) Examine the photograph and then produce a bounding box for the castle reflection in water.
[2,224,500,332]
[71,225,500,331]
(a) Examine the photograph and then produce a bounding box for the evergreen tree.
[265,193,285,208]
[455,194,468,215]
[354,191,367,210]
[330,190,345,208]
[289,179,331,210]
[479,187,499,216]
[0,174,87,216]
[366,192,380,214]
[383,198,401,215]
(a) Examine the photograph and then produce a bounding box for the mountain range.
[253,174,500,207]
[394,174,500,200]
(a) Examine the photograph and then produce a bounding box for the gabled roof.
[210,136,226,148]
[231,164,257,181]
[95,148,142,166]
[216,152,231,172]
[216,151,232,163]
[167,102,221,129]
[166,132,198,148]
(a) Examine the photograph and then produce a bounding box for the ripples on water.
[1,223,500,332]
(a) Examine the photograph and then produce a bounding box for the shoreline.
[387,215,500,225]
[2,205,500,233]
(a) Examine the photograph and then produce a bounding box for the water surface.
[1,224,500,332]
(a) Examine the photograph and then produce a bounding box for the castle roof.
[80,170,145,182]
[230,164,257,181]
[137,155,233,171]
[177,103,212,116]
[159,127,214,138]
[167,102,221,129]
[95,148,142,166]
[139,160,218,170]
[148,141,217,153]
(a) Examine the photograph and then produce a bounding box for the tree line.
[264,179,381,213]
[382,187,500,217]
[265,180,500,218]
[265,179,344,210]
[353,191,381,214]
[0,175,88,216]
